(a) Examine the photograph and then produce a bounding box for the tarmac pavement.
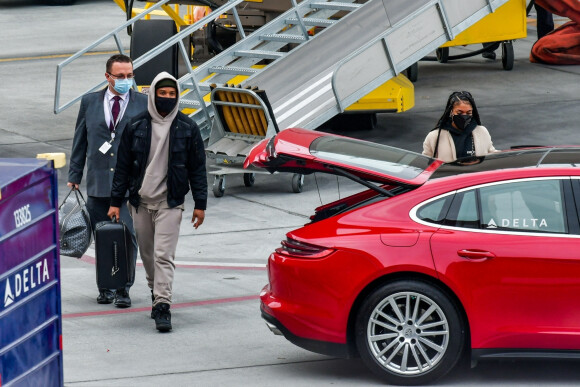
[2,1,580,385]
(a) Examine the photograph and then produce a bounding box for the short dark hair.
[106,54,133,73]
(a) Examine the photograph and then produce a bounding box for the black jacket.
[110,110,207,210]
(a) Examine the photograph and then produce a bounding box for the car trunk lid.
[245,128,442,190]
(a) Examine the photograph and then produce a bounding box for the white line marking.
[276,82,333,123]
[153,260,266,268]
[273,72,333,115]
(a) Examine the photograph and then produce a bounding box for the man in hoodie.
[108,72,207,332]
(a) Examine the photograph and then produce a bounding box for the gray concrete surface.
[1,1,580,385]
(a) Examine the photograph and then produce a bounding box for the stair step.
[179,99,202,107]
[260,33,307,43]
[234,50,285,60]
[209,66,258,76]
[285,17,336,27]
[310,2,361,11]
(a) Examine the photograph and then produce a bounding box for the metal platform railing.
[53,0,247,119]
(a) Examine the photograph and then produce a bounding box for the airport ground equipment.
[205,85,307,196]
[56,0,513,135]
[426,0,527,72]
[54,0,512,195]
[118,0,415,131]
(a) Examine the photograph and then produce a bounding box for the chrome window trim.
[410,176,580,239]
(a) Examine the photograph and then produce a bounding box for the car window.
[310,136,433,181]
[480,180,567,233]
[445,190,479,229]
[416,196,452,224]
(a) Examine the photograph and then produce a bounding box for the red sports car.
[245,128,580,385]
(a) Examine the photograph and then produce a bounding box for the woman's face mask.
[450,101,473,130]
[452,114,472,130]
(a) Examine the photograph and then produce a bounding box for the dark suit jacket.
[68,88,148,197]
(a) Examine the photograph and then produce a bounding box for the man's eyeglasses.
[108,73,135,80]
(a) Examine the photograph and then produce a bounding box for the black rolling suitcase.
[94,217,133,290]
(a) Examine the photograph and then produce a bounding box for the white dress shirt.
[104,88,130,132]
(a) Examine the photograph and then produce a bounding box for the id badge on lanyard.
[100,97,125,154]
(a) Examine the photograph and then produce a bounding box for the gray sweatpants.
[130,204,183,306]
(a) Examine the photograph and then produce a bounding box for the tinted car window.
[416,196,452,224]
[540,149,580,167]
[480,179,567,233]
[310,137,434,180]
[446,190,479,229]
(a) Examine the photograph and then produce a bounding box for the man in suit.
[68,54,147,307]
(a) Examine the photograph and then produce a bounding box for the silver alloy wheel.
[366,291,450,376]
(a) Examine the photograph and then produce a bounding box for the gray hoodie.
[138,72,180,208]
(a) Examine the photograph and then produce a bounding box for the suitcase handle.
[111,241,119,277]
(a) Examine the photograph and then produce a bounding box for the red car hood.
[244,128,442,187]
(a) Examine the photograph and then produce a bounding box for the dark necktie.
[110,95,121,132]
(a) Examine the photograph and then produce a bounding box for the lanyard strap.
[107,94,129,134]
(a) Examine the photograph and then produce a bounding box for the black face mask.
[155,96,177,115]
[452,114,472,130]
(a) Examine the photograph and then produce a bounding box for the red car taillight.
[275,238,335,259]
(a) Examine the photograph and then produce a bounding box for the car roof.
[429,147,580,180]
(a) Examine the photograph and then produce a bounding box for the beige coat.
[422,125,497,163]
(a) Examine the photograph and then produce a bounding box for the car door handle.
[457,249,496,260]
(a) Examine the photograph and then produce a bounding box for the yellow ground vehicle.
[432,0,527,71]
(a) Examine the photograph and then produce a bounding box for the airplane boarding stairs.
[182,0,512,136]
[54,0,510,194]
[55,0,511,137]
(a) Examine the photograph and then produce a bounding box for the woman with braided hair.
[422,91,497,163]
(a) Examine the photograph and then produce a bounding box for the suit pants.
[534,4,554,40]
[86,196,138,292]
[130,205,182,306]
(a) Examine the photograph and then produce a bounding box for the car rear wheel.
[291,174,304,193]
[243,172,255,187]
[355,280,465,385]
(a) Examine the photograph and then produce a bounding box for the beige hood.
[148,71,180,123]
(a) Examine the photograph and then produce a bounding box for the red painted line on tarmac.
[79,254,96,264]
[177,264,265,271]
[62,294,259,319]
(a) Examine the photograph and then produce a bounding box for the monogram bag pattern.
[59,188,92,258]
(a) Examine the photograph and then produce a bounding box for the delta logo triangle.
[4,280,14,307]
[487,219,497,229]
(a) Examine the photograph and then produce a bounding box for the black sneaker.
[97,289,115,304]
[153,303,172,332]
[114,289,131,308]
[150,290,157,319]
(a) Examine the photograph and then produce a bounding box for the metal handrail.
[54,0,247,114]
[176,0,342,127]
[290,0,310,41]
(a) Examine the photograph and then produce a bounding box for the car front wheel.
[355,280,465,385]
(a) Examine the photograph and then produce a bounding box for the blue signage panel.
[0,159,63,386]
